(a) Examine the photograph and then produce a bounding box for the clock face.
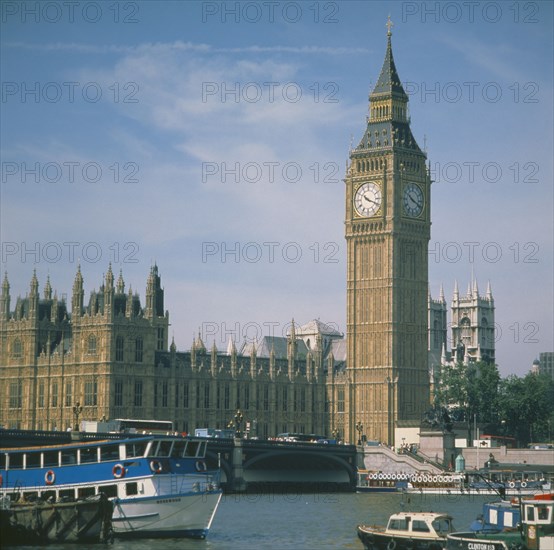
[354,182,382,217]
[403,182,424,217]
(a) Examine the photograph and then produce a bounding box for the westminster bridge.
[202,438,358,493]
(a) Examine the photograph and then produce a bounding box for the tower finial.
[386,14,393,37]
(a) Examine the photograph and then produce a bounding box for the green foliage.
[434,360,500,423]
[434,362,554,446]
[497,372,554,446]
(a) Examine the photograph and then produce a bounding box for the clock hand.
[363,194,376,205]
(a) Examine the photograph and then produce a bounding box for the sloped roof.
[370,35,408,99]
[295,319,343,338]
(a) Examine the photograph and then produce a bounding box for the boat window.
[58,489,75,500]
[43,451,59,468]
[80,446,99,464]
[99,485,118,498]
[125,442,147,458]
[25,452,41,469]
[41,490,56,501]
[389,518,409,531]
[100,445,120,462]
[157,440,173,457]
[412,520,430,532]
[185,441,200,457]
[0,453,6,469]
[125,482,138,496]
[23,491,39,501]
[171,440,187,458]
[61,450,77,465]
[78,486,96,498]
[198,442,207,457]
[526,506,535,522]
[8,453,24,469]
[537,505,550,522]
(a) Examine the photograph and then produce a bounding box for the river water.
[8,491,496,549]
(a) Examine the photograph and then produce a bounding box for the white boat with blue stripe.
[0,435,222,539]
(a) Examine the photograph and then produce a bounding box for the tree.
[498,372,554,446]
[434,360,500,424]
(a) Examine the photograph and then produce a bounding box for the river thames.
[7,491,497,549]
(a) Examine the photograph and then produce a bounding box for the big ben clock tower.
[344,20,431,445]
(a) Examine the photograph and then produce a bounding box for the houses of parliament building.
[0,28,495,444]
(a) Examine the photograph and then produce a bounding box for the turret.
[287,319,297,378]
[250,343,257,378]
[44,275,52,300]
[230,338,237,377]
[211,341,218,374]
[190,335,197,368]
[116,269,125,294]
[29,270,39,319]
[486,281,493,302]
[269,343,275,379]
[126,287,133,318]
[145,264,164,320]
[104,263,114,319]
[72,264,84,318]
[1,272,10,321]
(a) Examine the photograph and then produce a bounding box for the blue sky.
[1,1,552,377]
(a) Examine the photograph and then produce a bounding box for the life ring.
[195,460,207,472]
[150,460,163,474]
[387,539,397,550]
[521,481,527,488]
[509,481,516,488]
[113,464,126,479]
[45,470,56,485]
[391,474,397,480]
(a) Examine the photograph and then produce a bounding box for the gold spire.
[386,14,393,36]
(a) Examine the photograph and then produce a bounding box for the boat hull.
[446,532,522,550]
[112,490,222,538]
[358,525,447,550]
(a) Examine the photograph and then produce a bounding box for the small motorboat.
[358,511,455,550]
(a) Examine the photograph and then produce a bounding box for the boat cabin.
[386,512,455,538]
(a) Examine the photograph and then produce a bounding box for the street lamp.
[231,409,243,438]
[72,401,83,431]
[356,421,363,445]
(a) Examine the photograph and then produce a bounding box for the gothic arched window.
[12,339,22,358]
[87,335,97,354]
[115,336,124,362]
[461,317,471,343]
